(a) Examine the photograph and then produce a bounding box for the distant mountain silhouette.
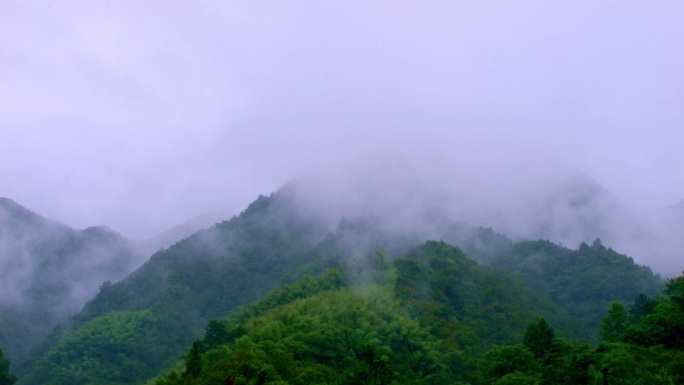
[0,197,143,360]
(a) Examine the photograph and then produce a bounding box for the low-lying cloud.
[1,3,682,274]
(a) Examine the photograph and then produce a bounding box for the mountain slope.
[40,242,586,385]
[14,183,665,384]
[137,210,233,255]
[0,197,143,360]
[17,188,333,384]
[497,239,662,335]
[441,228,664,337]
[149,241,673,385]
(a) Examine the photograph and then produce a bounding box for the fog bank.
[1,2,682,273]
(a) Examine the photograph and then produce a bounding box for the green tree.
[559,344,599,385]
[350,344,395,385]
[665,273,684,307]
[182,341,202,382]
[587,364,604,385]
[479,344,538,385]
[203,320,229,350]
[494,371,541,385]
[0,347,17,385]
[523,318,554,359]
[629,293,658,323]
[599,302,628,342]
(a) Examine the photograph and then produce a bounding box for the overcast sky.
[1,1,683,239]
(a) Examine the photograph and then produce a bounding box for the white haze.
[1,2,683,275]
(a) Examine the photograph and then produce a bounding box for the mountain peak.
[0,196,50,228]
[0,196,22,209]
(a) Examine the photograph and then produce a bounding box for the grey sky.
[1,1,683,240]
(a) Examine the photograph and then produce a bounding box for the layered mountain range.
[0,163,680,384]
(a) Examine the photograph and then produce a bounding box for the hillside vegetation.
[5,188,668,385]
[149,245,682,385]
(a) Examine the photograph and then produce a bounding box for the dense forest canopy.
[147,247,682,385]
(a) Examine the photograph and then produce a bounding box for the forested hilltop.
[0,184,665,385]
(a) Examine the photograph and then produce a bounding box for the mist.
[1,2,683,274]
[0,197,145,359]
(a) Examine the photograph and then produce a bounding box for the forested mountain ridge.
[504,239,662,332]
[452,232,664,336]
[28,241,585,385]
[0,197,143,360]
[17,188,335,384]
[10,184,666,385]
[149,242,680,385]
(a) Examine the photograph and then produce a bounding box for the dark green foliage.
[478,344,539,385]
[227,269,346,327]
[480,273,684,385]
[153,286,453,385]
[23,311,159,385]
[394,241,586,349]
[203,321,229,351]
[150,243,596,385]
[145,239,668,385]
[484,238,664,338]
[523,318,555,359]
[599,302,628,342]
[558,344,599,385]
[0,347,17,385]
[183,341,203,382]
[623,274,684,349]
[628,293,659,323]
[352,344,395,385]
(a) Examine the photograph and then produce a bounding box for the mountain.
[17,188,332,384]
[472,237,663,333]
[14,184,664,385]
[0,197,143,360]
[145,257,679,385]
[24,240,587,385]
[146,241,671,385]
